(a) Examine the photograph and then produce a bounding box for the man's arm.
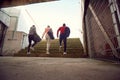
[57,27,60,37]
[42,28,46,38]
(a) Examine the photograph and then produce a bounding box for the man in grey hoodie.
[27,25,37,54]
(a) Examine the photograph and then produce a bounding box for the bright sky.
[17,0,83,39]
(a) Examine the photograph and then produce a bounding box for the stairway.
[14,38,86,58]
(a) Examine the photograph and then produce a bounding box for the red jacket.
[57,26,66,37]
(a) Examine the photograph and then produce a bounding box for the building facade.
[0,8,28,56]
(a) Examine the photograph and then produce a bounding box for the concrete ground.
[0,57,120,80]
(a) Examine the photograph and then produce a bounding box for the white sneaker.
[30,47,34,51]
[63,52,67,54]
[27,52,31,54]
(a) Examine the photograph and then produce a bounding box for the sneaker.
[59,46,62,52]
[46,51,50,54]
[63,52,67,54]
[27,52,31,54]
[30,47,34,51]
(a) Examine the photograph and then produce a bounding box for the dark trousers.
[59,34,67,52]
[27,35,37,52]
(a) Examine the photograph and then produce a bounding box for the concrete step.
[14,38,86,57]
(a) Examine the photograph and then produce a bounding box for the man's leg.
[27,35,32,54]
[32,41,37,47]
[59,37,62,46]
[46,35,51,54]
[30,35,37,51]
[59,35,63,52]
[46,40,50,54]
[63,37,67,54]
[59,34,64,46]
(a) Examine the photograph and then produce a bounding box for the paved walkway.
[0,57,120,80]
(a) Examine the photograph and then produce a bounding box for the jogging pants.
[28,35,37,52]
[46,34,51,52]
[59,34,67,52]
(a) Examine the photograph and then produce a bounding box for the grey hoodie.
[29,26,36,35]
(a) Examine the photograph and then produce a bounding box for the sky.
[16,0,83,39]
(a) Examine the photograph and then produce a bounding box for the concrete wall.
[8,17,18,31]
[2,31,28,56]
[0,7,28,56]
[0,10,10,27]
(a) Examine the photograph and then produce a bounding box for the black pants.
[27,35,37,52]
[59,34,67,52]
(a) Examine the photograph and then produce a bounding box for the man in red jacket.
[57,23,70,54]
